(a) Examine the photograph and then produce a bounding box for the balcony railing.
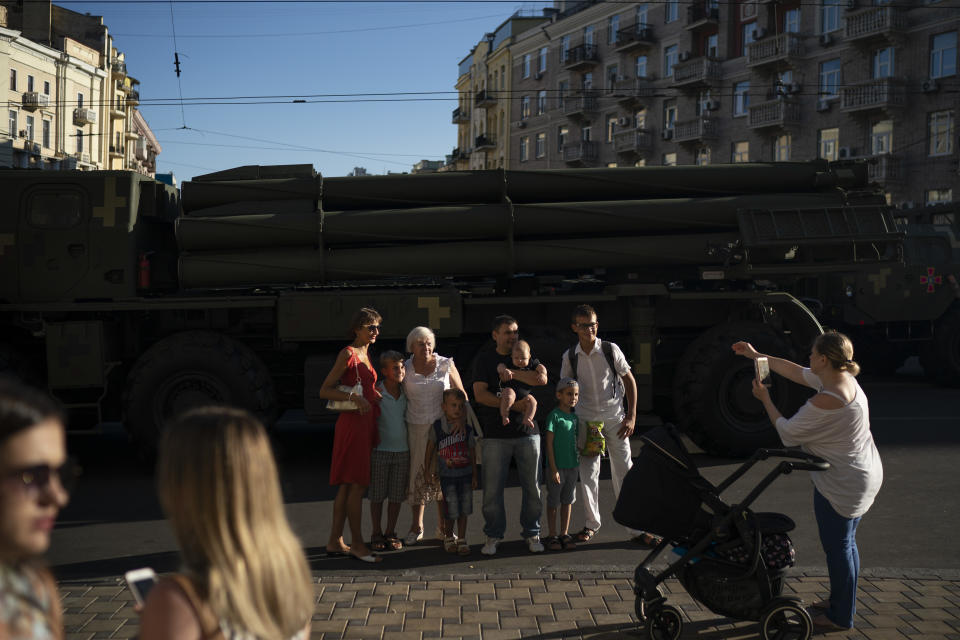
[686,1,719,27]
[111,60,127,75]
[126,90,140,106]
[21,92,50,111]
[562,141,598,165]
[561,91,599,118]
[475,90,497,107]
[561,44,600,70]
[474,134,496,150]
[73,108,97,126]
[672,56,721,87]
[748,99,802,129]
[840,78,905,112]
[674,117,719,143]
[614,23,655,52]
[611,77,657,103]
[452,107,470,124]
[844,6,906,42]
[109,145,125,156]
[614,128,655,154]
[865,154,903,184]
[747,33,803,67]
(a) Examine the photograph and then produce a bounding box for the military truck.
[0,161,904,456]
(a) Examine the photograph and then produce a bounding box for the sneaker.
[526,536,545,553]
[481,537,501,555]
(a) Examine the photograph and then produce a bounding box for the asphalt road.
[48,360,959,581]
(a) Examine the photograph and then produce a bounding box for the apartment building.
[500,0,958,206]
[0,0,158,174]
[453,14,549,171]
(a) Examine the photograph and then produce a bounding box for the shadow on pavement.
[51,550,182,581]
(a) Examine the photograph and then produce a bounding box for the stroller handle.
[758,448,830,471]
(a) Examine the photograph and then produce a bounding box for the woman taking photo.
[402,326,466,546]
[733,331,883,634]
[318,307,383,562]
[139,407,313,639]
[0,381,70,640]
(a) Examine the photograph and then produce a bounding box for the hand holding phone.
[125,567,157,607]
[755,356,771,387]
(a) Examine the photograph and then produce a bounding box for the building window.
[8,110,16,137]
[818,128,839,161]
[732,141,749,162]
[582,126,592,142]
[666,0,678,23]
[636,55,648,78]
[733,82,750,117]
[76,129,84,154]
[821,0,842,33]
[663,152,677,166]
[43,81,50,95]
[871,120,892,155]
[520,136,529,162]
[523,54,531,79]
[607,115,617,142]
[582,72,593,90]
[695,90,712,116]
[784,8,800,33]
[536,132,546,158]
[537,90,547,115]
[521,95,531,119]
[926,188,953,204]
[500,65,506,89]
[664,44,678,77]
[873,47,894,78]
[27,75,34,92]
[558,80,569,110]
[696,147,711,166]
[663,100,677,130]
[42,120,50,148]
[930,32,957,79]
[558,126,568,152]
[742,22,758,57]
[637,5,649,26]
[819,58,842,98]
[9,69,16,91]
[774,133,791,161]
[561,35,571,62]
[77,93,84,109]
[538,47,548,73]
[608,15,620,43]
[634,109,647,128]
[929,111,954,156]
[706,33,719,58]
[25,115,34,141]
[584,25,595,47]
[606,64,619,91]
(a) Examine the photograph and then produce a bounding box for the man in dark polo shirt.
[471,315,548,555]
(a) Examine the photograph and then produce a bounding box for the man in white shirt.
[560,304,660,546]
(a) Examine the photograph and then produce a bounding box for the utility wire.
[41,0,960,8]
[168,0,188,128]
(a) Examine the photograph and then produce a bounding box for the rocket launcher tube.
[181,176,322,213]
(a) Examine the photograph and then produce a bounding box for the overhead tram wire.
[168,0,187,128]
[43,0,960,8]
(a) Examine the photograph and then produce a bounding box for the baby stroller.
[613,425,829,640]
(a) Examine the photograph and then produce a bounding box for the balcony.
[126,90,139,107]
[125,130,139,140]
[674,117,719,143]
[865,154,903,184]
[614,23,656,52]
[747,33,804,68]
[474,135,496,150]
[452,107,470,124]
[844,6,906,43]
[561,44,600,71]
[614,128,655,155]
[686,1,719,28]
[73,108,97,126]
[562,141,598,166]
[672,56,721,88]
[111,60,127,75]
[21,92,50,111]
[840,78,905,113]
[475,90,497,108]
[611,77,657,105]
[109,145,124,157]
[748,99,802,129]
[562,91,599,119]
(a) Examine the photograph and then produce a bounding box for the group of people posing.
[317,304,664,563]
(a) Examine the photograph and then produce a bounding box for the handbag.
[326,353,362,412]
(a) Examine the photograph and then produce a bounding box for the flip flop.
[370,535,387,552]
[574,527,595,543]
[351,552,383,563]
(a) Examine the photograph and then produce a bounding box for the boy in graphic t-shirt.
[425,388,477,556]
[544,378,580,551]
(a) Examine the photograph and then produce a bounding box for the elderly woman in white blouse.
[733,331,882,634]
[402,326,467,546]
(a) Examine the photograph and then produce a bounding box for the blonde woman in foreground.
[139,407,313,640]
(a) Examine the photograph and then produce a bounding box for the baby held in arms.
[497,340,538,430]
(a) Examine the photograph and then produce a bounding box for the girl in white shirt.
[733,331,882,634]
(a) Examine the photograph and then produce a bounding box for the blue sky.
[64,0,548,180]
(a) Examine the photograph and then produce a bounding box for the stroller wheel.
[646,604,683,640]
[634,585,665,621]
[760,599,813,640]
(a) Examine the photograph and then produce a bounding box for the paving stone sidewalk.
[60,568,960,640]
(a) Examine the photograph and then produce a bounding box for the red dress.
[329,347,380,486]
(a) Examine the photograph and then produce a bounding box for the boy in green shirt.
[544,378,580,551]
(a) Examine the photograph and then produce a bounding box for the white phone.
[124,567,157,606]
[755,356,771,387]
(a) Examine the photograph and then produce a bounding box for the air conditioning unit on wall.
[679,51,691,62]
[705,99,720,111]
[662,128,674,140]
[618,116,630,126]
[921,79,940,93]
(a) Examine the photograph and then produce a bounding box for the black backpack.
[566,341,624,398]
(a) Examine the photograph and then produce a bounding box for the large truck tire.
[919,307,960,387]
[674,321,812,458]
[122,331,278,456]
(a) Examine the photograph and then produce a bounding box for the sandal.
[574,527,595,543]
[560,534,576,550]
[404,529,424,546]
[370,534,386,552]
[457,539,470,555]
[630,532,663,547]
[546,536,563,551]
[443,536,458,553]
[384,533,403,551]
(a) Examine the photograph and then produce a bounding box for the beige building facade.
[497,0,957,206]
[1,0,158,174]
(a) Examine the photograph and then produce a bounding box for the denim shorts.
[546,467,578,508]
[440,475,473,519]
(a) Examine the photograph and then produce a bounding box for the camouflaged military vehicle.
[0,161,912,456]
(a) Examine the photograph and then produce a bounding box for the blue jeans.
[814,489,861,629]
[481,436,542,540]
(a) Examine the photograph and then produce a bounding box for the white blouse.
[403,355,453,425]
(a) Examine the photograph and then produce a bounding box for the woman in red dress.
[318,307,383,563]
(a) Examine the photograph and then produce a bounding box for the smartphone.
[755,356,771,387]
[124,567,157,606]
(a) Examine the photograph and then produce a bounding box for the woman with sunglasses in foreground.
[0,380,71,640]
